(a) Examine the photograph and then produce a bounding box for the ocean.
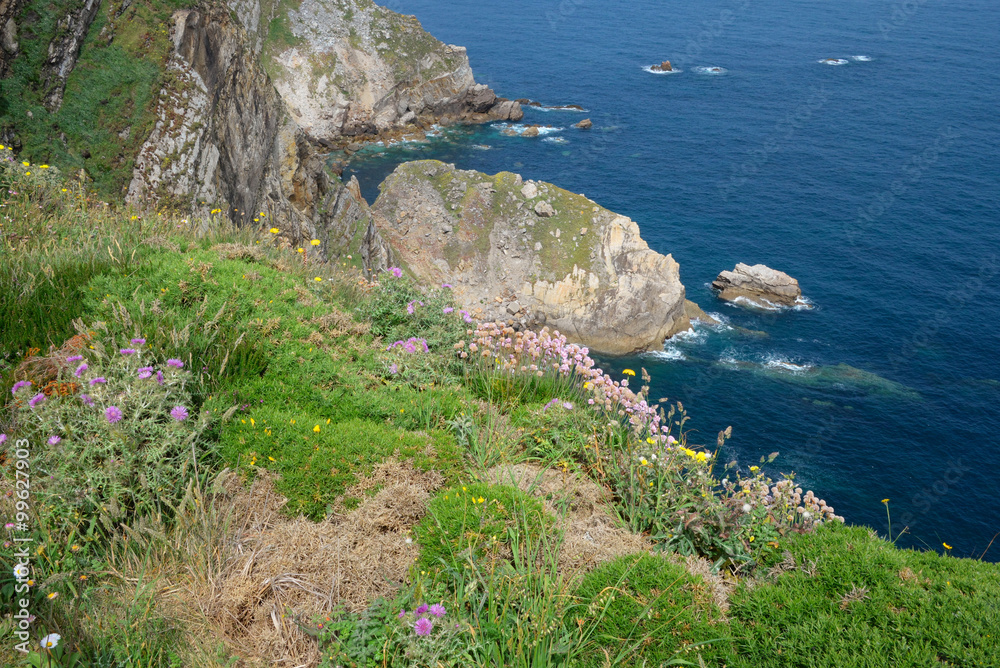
[345,0,1000,558]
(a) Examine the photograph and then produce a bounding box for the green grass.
[724,523,1000,667]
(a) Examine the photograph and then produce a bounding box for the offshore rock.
[371,160,689,355]
[712,263,802,308]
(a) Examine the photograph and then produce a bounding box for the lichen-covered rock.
[235,0,521,143]
[711,263,802,308]
[371,160,689,355]
[127,7,390,275]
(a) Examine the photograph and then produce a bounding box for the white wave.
[728,295,784,311]
[536,105,589,113]
[644,347,686,362]
[792,295,815,311]
[671,326,709,345]
[471,144,492,150]
[643,65,682,75]
[818,58,849,66]
[717,349,814,373]
[542,136,569,144]
[693,66,728,75]
[850,55,873,62]
[762,354,814,373]
[494,123,565,137]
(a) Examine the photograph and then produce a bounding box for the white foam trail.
[644,347,686,361]
[818,58,849,66]
[671,326,709,345]
[493,123,566,136]
[542,136,569,144]
[763,354,814,373]
[536,105,589,113]
[643,65,682,75]
[471,144,492,150]
[694,66,728,75]
[850,55,873,62]
[729,295,783,311]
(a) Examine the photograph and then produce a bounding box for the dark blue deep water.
[347,0,1000,558]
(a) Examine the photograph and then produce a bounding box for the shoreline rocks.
[574,118,592,129]
[650,60,673,72]
[370,160,689,355]
[711,263,803,309]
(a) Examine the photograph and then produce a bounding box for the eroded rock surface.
[712,263,802,308]
[371,160,689,355]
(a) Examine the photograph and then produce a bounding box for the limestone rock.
[522,125,540,137]
[574,118,592,129]
[712,263,803,308]
[651,60,672,72]
[520,182,538,199]
[534,200,554,217]
[370,160,689,355]
[683,300,719,326]
[40,0,102,111]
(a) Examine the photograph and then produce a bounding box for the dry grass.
[123,460,445,667]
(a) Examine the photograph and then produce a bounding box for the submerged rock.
[574,118,593,129]
[370,160,689,355]
[712,263,803,309]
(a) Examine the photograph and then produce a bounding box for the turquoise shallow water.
[346,0,1000,558]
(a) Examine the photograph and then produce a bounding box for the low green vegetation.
[1,155,997,667]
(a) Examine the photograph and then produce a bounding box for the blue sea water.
[346,0,1000,558]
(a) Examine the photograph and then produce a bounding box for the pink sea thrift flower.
[388,267,403,278]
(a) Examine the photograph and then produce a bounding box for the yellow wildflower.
[40,164,49,169]
[313,425,321,432]
[622,369,636,376]
[943,542,953,550]
[21,161,29,167]
[47,592,58,600]
[268,456,275,462]
[881,498,890,504]
[270,228,279,234]
[314,277,322,281]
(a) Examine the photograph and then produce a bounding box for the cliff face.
[0,0,24,78]
[371,161,689,355]
[126,6,389,272]
[234,0,521,142]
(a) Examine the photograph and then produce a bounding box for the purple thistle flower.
[166,359,184,368]
[0,434,6,445]
[105,406,123,424]
[428,603,446,618]
[137,366,154,380]
[131,338,146,346]
[156,370,164,385]
[170,406,189,421]
[389,363,399,375]
[441,283,453,289]
[74,363,88,377]
[89,377,107,386]
[66,355,84,363]
[415,603,429,615]
[414,617,433,636]
[28,393,45,408]
[398,609,406,619]
[47,435,61,446]
[80,394,94,407]
[443,307,454,314]
[11,380,32,395]
[119,348,136,356]
[388,267,403,278]
[562,402,574,410]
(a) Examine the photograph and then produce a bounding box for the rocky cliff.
[230,0,521,143]
[371,160,689,355]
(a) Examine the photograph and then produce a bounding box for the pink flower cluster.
[459,323,670,444]
[398,602,447,637]
[388,337,429,354]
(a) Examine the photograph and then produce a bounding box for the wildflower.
[311,239,321,246]
[314,276,322,281]
[39,633,60,649]
[106,406,124,424]
[388,267,403,278]
[80,394,94,406]
[11,380,32,394]
[389,363,399,375]
[131,338,146,346]
[137,366,154,379]
[21,161,28,166]
[170,406,189,421]
[398,609,406,619]
[313,425,320,432]
[943,542,953,550]
[750,466,760,473]
[29,393,46,408]
[562,401,573,410]
[47,435,61,446]
[166,358,184,368]
[881,498,890,504]
[119,348,136,355]
[79,575,87,581]
[46,592,58,600]
[622,369,636,376]
[74,363,88,377]
[66,355,84,363]
[297,248,304,253]
[156,370,164,385]
[13,564,29,578]
[428,603,446,617]
[90,377,107,385]
[442,283,453,288]
[414,617,433,636]
[416,603,429,615]
[0,434,5,445]
[443,306,454,314]
[270,228,279,234]
[742,503,752,513]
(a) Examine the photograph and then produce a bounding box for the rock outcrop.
[574,118,592,129]
[40,0,102,111]
[126,7,390,275]
[0,0,23,78]
[232,0,521,144]
[651,60,672,72]
[712,263,803,308]
[371,160,689,355]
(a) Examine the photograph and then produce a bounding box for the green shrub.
[573,554,730,667]
[725,523,1000,667]
[355,270,467,352]
[4,331,209,536]
[414,483,552,572]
